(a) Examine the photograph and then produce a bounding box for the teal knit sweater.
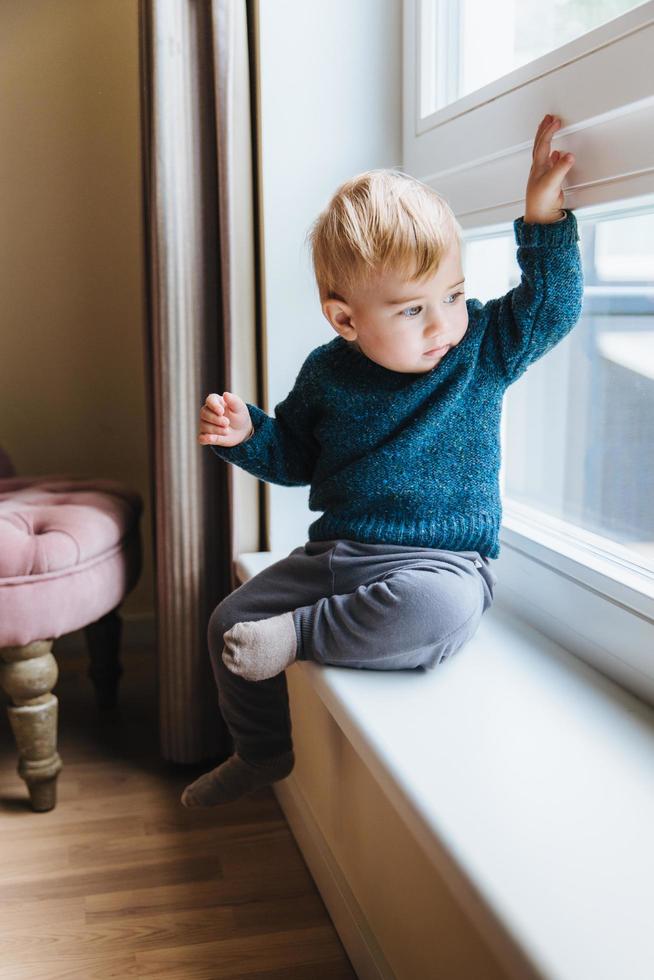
[211,209,584,558]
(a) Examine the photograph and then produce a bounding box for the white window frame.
[403,0,654,706]
[404,0,654,225]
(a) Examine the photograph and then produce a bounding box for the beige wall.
[0,0,153,618]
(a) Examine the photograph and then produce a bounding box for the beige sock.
[221,611,297,681]
[180,749,295,807]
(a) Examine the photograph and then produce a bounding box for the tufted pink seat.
[0,447,143,812]
[0,477,142,646]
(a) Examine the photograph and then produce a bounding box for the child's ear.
[322,298,357,340]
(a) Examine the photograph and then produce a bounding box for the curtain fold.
[139,0,258,763]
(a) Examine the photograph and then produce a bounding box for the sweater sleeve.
[208,348,321,487]
[475,208,584,385]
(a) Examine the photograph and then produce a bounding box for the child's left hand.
[524,114,575,224]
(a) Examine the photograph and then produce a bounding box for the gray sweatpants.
[207,538,498,762]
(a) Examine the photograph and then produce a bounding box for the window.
[404,0,654,703]
[405,1,654,224]
[464,195,654,570]
[421,0,647,117]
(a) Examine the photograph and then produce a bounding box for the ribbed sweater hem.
[308,511,501,559]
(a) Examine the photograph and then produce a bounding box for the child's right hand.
[199,391,254,448]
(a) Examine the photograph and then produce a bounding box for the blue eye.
[400,292,464,316]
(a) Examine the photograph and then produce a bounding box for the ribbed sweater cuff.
[209,402,266,465]
[514,208,579,246]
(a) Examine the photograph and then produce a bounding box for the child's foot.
[180,748,295,807]
[222,611,297,681]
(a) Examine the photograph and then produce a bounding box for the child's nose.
[426,321,447,341]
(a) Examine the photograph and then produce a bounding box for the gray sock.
[222,611,297,681]
[180,749,295,807]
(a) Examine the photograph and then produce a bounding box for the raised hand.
[524,114,576,224]
[199,391,253,448]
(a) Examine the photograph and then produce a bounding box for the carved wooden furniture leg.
[0,640,63,812]
[84,607,123,710]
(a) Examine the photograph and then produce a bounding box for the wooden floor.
[0,631,357,980]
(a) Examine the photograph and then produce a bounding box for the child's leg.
[181,540,338,807]
[295,540,495,670]
[293,540,497,670]
[221,540,496,682]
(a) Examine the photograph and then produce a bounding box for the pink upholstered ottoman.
[0,454,143,812]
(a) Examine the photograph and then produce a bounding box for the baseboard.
[274,773,397,980]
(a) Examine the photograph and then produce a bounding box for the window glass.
[464,200,654,569]
[427,0,645,111]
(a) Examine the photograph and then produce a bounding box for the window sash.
[404,0,654,228]
[417,0,654,131]
[403,0,654,704]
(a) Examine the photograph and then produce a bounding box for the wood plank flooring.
[0,631,357,980]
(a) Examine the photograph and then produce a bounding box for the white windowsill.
[236,551,654,980]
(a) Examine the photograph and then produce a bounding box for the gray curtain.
[139,0,260,763]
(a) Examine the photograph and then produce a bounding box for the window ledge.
[236,551,654,980]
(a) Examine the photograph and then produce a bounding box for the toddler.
[182,113,583,807]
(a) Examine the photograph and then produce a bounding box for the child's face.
[323,240,468,373]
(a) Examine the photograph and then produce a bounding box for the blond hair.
[305,169,463,304]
